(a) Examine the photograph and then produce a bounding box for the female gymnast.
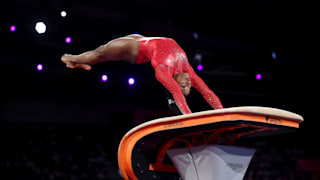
[61,34,223,114]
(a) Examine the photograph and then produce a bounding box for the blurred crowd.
[244,140,306,180]
[0,124,123,180]
[0,124,317,180]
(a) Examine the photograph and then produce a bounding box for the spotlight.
[197,64,203,71]
[65,37,72,44]
[60,11,67,17]
[37,64,43,71]
[256,73,262,80]
[194,53,202,61]
[35,21,47,34]
[128,78,135,85]
[10,25,16,32]
[272,51,277,60]
[101,74,108,82]
[193,32,199,40]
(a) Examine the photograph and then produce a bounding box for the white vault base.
[167,145,256,180]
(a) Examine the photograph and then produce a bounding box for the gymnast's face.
[174,73,191,96]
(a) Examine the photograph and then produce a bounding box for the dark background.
[1,0,319,179]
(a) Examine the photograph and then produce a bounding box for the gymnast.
[61,34,223,114]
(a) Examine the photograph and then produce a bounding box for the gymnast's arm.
[155,65,192,114]
[186,64,224,109]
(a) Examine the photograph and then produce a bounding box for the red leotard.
[136,37,223,114]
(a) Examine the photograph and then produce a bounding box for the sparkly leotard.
[136,37,223,114]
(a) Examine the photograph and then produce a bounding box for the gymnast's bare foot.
[61,53,93,71]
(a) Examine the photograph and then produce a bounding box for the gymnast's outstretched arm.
[186,64,224,110]
[155,65,192,114]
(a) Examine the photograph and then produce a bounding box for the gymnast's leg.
[61,34,144,70]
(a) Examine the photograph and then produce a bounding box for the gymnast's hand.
[61,53,93,71]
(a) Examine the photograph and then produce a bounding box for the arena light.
[193,32,199,40]
[128,77,135,86]
[101,74,108,82]
[272,51,277,60]
[10,25,16,32]
[60,11,67,17]
[194,53,202,62]
[65,37,72,44]
[35,21,47,34]
[37,64,43,71]
[256,73,262,80]
[197,64,203,71]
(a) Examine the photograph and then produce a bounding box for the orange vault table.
[118,106,303,180]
